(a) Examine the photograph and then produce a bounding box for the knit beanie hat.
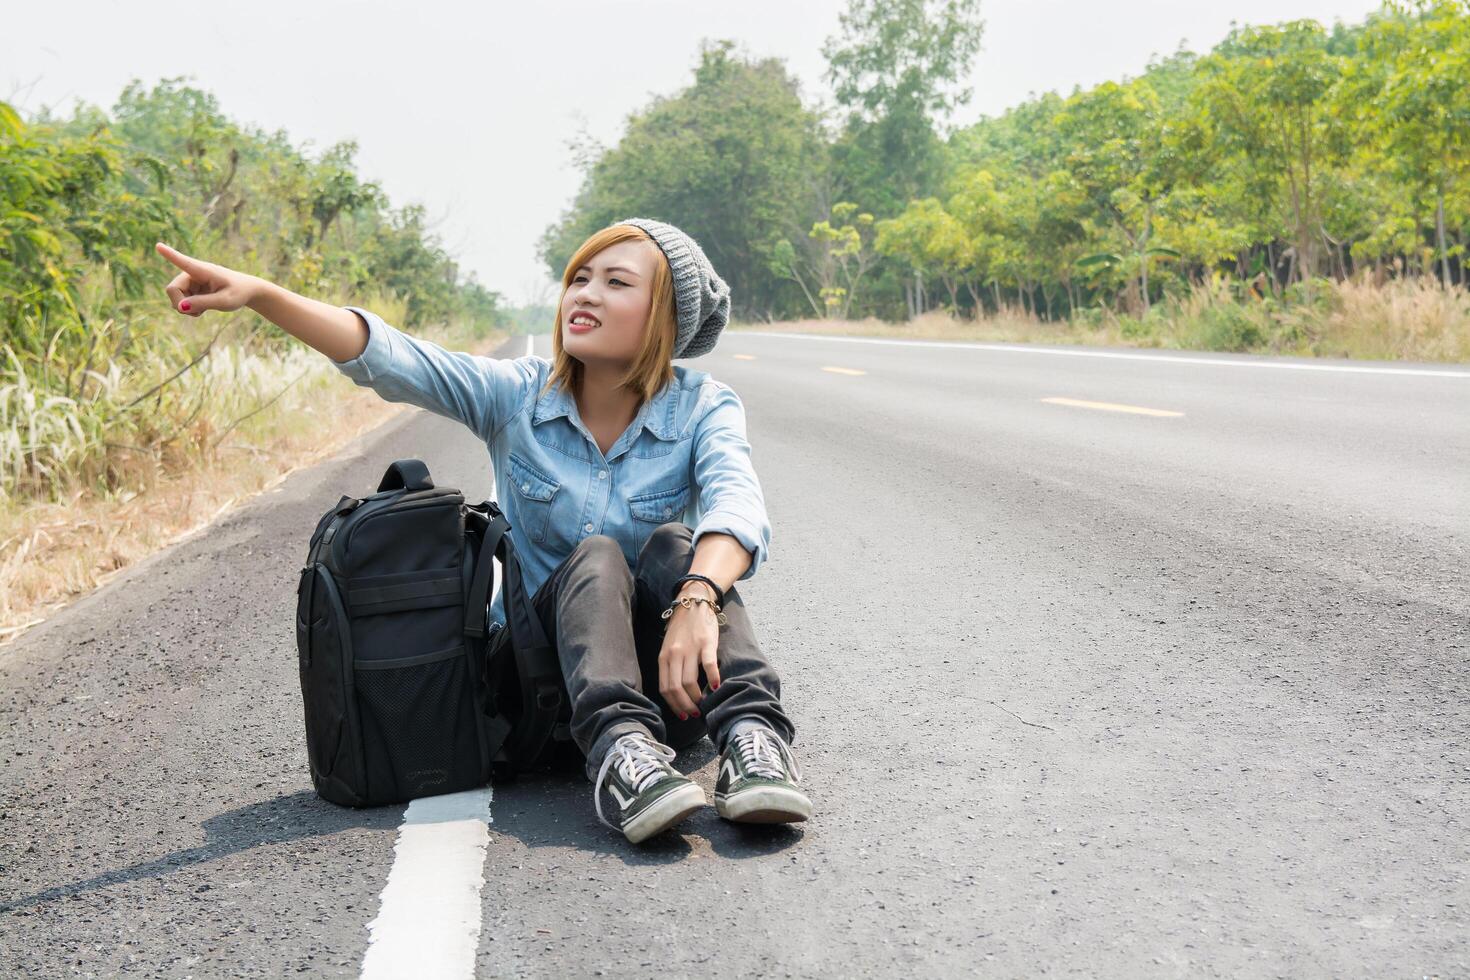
[616,217,730,359]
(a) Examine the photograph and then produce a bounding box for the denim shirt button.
[584,522,594,532]
[598,471,607,479]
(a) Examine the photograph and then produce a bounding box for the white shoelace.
[731,726,802,783]
[594,732,677,831]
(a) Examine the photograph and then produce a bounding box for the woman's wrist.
[676,580,718,603]
[241,274,273,310]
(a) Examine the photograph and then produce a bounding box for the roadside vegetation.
[545,0,1469,350]
[0,82,508,641]
[734,275,1470,361]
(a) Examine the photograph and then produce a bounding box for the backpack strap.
[475,625,514,761]
[463,506,505,640]
[464,508,513,769]
[464,502,564,769]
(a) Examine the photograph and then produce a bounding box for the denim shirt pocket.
[626,482,690,558]
[507,451,561,545]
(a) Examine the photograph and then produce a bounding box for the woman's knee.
[574,533,623,559]
[569,534,633,577]
[638,522,693,568]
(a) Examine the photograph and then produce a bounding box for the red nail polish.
[679,713,688,721]
[179,301,190,311]
[691,710,701,718]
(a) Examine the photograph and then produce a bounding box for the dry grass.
[730,307,1102,344]
[0,313,509,647]
[1302,277,1470,361]
[732,276,1470,363]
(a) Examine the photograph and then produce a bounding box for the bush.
[1191,302,1265,352]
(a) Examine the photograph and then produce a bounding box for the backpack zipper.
[332,490,464,572]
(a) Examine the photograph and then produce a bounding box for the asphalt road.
[1,330,1465,978]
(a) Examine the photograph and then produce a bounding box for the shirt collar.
[532,376,679,442]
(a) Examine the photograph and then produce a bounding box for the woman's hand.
[156,242,263,317]
[658,587,722,720]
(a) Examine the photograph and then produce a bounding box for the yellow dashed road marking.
[822,366,867,376]
[732,354,756,360]
[1041,397,1183,418]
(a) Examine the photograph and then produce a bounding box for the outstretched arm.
[156,242,531,442]
[156,242,367,362]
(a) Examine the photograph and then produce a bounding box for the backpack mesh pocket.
[353,645,481,801]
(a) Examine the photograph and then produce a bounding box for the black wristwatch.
[671,573,724,608]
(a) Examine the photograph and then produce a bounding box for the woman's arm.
[157,242,367,361]
[155,242,533,442]
[689,381,772,581]
[251,280,370,362]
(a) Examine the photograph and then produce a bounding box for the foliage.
[0,80,506,502]
[538,40,828,320]
[544,0,1470,325]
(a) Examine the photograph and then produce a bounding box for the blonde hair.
[541,224,677,409]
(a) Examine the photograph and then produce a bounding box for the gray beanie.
[616,217,730,359]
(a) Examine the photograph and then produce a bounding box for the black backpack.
[294,458,572,807]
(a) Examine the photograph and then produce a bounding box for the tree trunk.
[1140,204,1153,314]
[1437,186,1451,289]
[965,281,983,319]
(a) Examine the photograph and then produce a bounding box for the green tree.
[539,40,828,318]
[1344,0,1470,284]
[1194,21,1345,284]
[821,0,985,218]
[771,202,878,319]
[1056,80,1183,312]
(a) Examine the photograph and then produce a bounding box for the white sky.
[7,0,1383,307]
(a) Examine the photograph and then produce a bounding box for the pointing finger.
[155,242,208,277]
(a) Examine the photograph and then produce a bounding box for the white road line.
[359,787,493,980]
[1041,396,1183,417]
[733,330,1470,379]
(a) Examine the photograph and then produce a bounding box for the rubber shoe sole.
[715,784,812,823]
[621,781,707,843]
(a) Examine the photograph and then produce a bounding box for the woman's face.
[559,239,661,369]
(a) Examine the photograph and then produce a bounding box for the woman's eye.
[610,278,626,286]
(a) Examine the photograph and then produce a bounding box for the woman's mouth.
[568,313,600,334]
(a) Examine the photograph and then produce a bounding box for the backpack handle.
[377,458,434,493]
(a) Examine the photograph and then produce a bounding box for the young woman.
[156,218,810,843]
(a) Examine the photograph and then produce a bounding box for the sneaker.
[714,725,811,823]
[593,731,706,843]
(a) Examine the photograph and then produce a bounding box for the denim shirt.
[329,307,772,631]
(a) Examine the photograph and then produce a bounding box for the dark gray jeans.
[528,521,795,780]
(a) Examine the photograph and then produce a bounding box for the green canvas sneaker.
[714,723,811,823]
[593,731,706,843]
